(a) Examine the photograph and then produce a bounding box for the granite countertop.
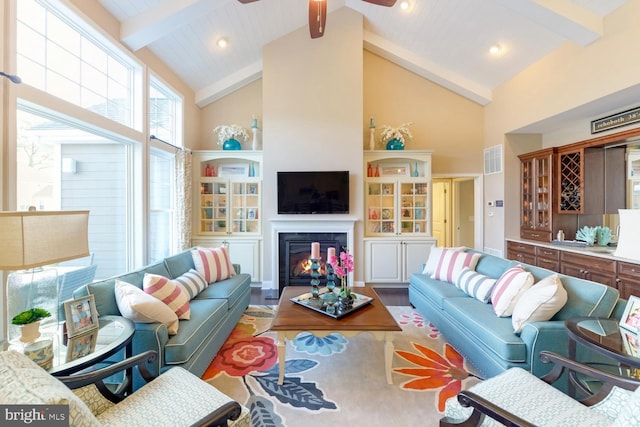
[506,237,639,264]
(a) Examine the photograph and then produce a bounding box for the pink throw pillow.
[490,265,534,317]
[191,246,236,284]
[430,249,481,284]
[143,273,191,320]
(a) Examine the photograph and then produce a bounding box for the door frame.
[432,174,483,250]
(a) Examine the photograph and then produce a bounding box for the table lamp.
[0,210,90,341]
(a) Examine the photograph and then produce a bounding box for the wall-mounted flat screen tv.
[277,171,349,214]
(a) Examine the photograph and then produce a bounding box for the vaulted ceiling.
[97,0,630,108]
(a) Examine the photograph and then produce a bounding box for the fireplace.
[278,232,347,293]
[269,218,356,295]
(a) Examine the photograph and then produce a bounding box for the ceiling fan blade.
[361,0,397,6]
[308,0,327,39]
[237,0,260,3]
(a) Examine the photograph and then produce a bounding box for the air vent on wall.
[483,247,503,257]
[484,145,503,175]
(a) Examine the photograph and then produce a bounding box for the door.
[432,180,450,246]
[452,178,475,248]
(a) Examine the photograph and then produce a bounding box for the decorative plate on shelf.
[381,208,391,219]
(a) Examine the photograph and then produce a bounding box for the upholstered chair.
[0,350,250,427]
[441,351,640,427]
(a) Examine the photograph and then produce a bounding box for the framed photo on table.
[620,295,640,332]
[64,295,99,338]
[622,329,640,358]
[66,329,98,362]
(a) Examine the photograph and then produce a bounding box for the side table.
[49,315,135,376]
[5,316,135,394]
[565,317,640,395]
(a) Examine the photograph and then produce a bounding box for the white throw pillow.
[511,274,568,333]
[422,246,465,275]
[114,280,179,335]
[143,274,191,320]
[456,267,497,303]
[430,249,481,284]
[490,265,534,317]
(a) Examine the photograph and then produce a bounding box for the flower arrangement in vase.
[328,248,354,300]
[212,124,250,150]
[379,122,414,150]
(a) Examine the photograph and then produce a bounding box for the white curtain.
[175,149,192,252]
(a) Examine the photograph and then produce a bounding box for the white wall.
[261,7,364,288]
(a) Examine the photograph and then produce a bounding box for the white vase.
[369,128,375,150]
[251,128,260,151]
[20,321,41,343]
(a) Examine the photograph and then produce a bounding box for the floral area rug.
[203,305,482,427]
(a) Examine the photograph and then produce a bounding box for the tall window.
[16,106,133,279]
[149,149,175,263]
[148,75,183,262]
[13,1,184,278]
[16,0,142,129]
[149,75,183,147]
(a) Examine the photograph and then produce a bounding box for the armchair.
[0,350,250,427]
[440,351,640,427]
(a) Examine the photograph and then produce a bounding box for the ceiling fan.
[238,0,397,39]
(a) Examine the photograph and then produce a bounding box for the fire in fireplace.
[278,232,347,294]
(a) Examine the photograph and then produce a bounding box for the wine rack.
[559,150,582,213]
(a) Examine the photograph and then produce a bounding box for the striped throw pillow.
[490,265,534,317]
[174,269,208,299]
[456,267,497,303]
[430,249,481,284]
[191,246,236,284]
[143,273,191,320]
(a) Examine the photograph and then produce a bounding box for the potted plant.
[212,124,250,150]
[328,248,355,309]
[12,308,51,342]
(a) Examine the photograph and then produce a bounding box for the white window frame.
[15,0,144,131]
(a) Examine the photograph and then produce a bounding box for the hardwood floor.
[250,286,410,306]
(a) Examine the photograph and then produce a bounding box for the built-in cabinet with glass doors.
[192,151,262,281]
[519,148,555,242]
[363,150,436,283]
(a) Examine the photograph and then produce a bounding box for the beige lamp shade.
[0,210,90,270]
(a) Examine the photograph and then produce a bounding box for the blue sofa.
[73,248,251,388]
[409,250,620,379]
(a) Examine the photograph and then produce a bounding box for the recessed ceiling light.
[217,37,228,49]
[400,1,410,10]
[489,44,502,55]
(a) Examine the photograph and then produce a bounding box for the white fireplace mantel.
[269,217,358,291]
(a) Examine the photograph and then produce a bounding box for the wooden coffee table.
[270,286,402,385]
